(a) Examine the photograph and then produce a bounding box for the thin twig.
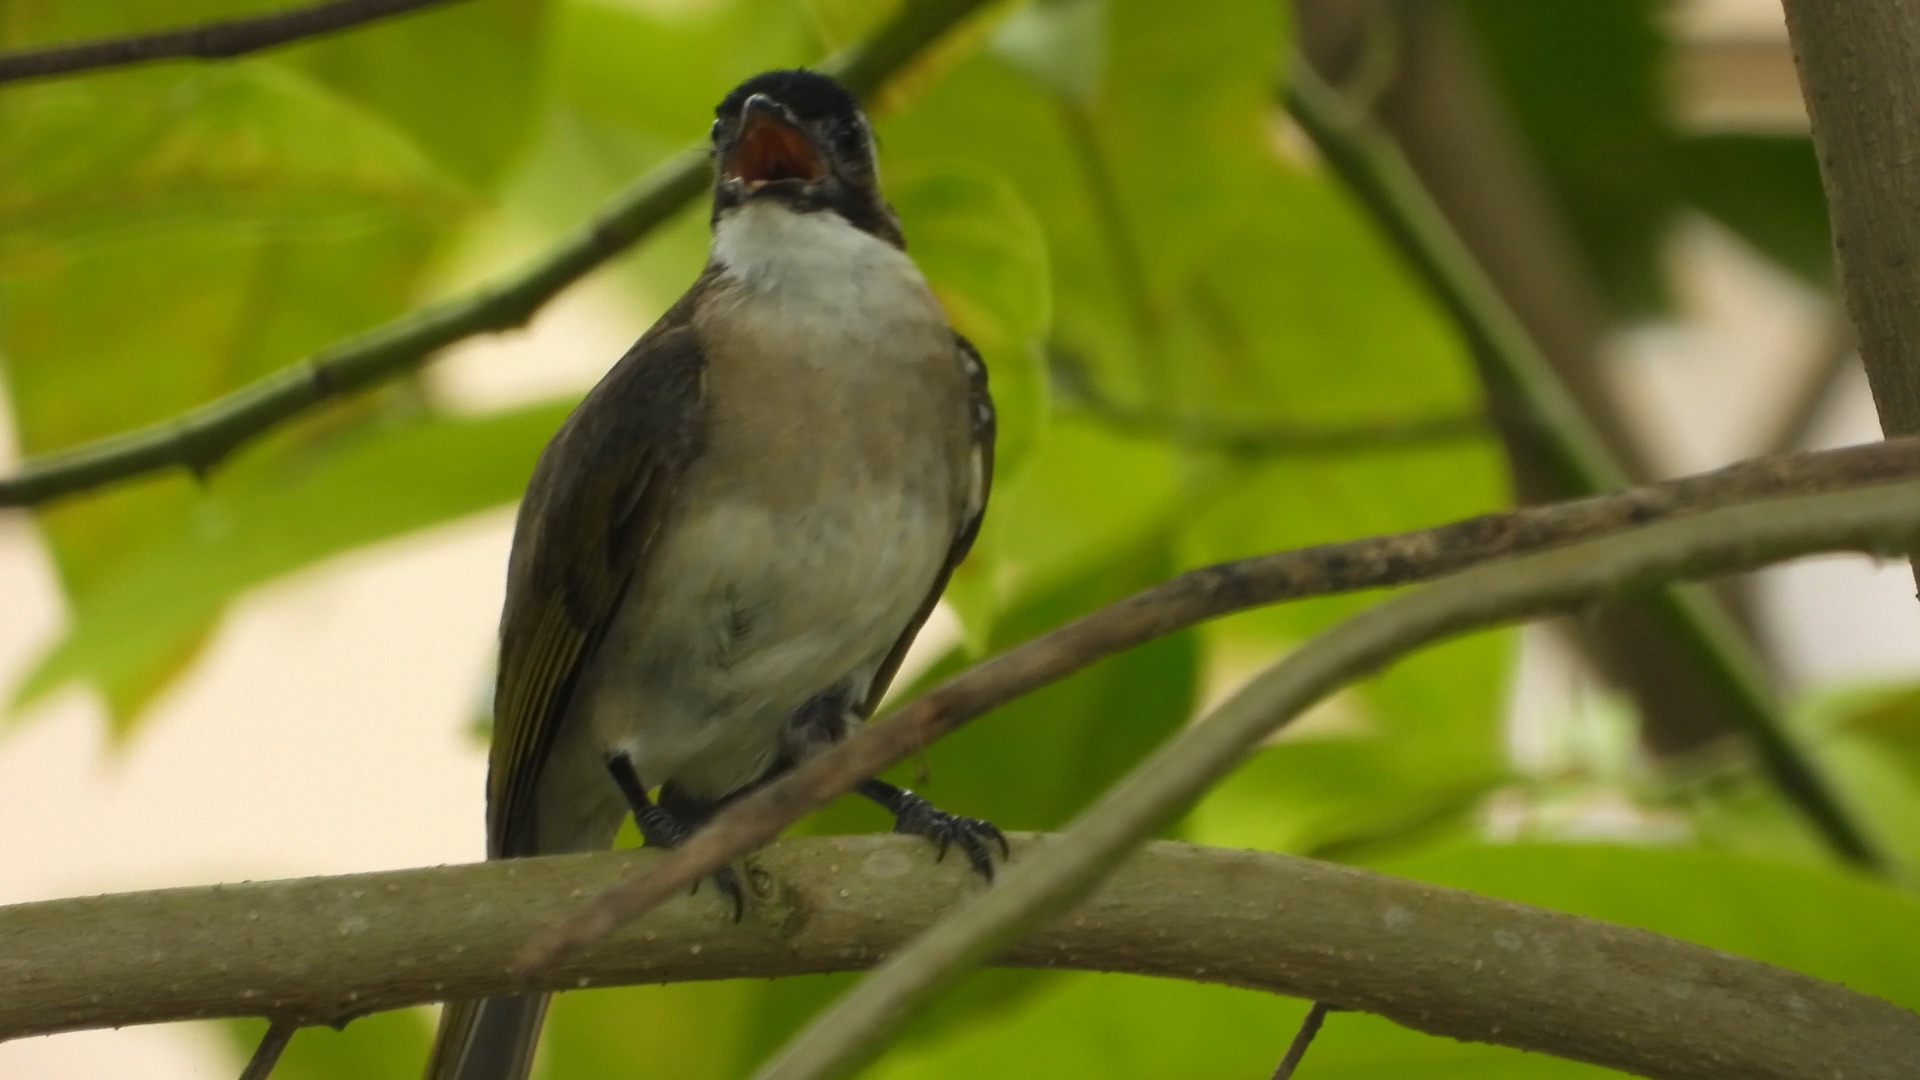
[6,836,1919,1080]
[1058,100,1169,397]
[516,437,1920,974]
[1051,353,1485,455]
[237,1020,298,1080]
[747,472,1920,1080]
[1271,1003,1335,1080]
[1284,61,1877,869]
[0,0,463,86]
[0,0,992,509]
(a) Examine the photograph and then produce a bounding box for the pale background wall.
[5,1,1915,1076]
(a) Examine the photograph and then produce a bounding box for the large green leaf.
[280,0,549,191]
[1385,842,1920,1009]
[12,403,571,716]
[0,59,486,722]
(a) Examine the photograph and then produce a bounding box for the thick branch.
[0,0,990,509]
[522,438,1919,972]
[757,469,1920,1080]
[0,0,463,86]
[4,836,1915,1080]
[1780,2,1920,591]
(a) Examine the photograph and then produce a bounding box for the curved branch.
[755,463,1920,1080]
[4,836,1916,1080]
[523,437,1920,972]
[0,0,463,86]
[0,0,992,509]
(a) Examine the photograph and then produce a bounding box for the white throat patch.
[712,201,921,296]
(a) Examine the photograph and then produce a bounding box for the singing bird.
[423,70,1004,1080]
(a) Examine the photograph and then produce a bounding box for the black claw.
[883,790,1008,882]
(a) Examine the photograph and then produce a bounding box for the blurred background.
[6,0,1920,1076]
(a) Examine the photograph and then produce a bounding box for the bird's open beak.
[722,94,828,190]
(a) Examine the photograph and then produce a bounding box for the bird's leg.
[784,692,1009,879]
[856,778,1009,881]
[604,753,745,920]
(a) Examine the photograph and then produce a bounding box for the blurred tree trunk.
[1296,0,1760,756]
[1781,0,1920,600]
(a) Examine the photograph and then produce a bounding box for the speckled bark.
[3,836,1916,1080]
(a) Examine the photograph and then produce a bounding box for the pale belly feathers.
[559,201,969,824]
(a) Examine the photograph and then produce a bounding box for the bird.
[423,69,1004,1080]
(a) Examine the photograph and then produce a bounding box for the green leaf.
[867,973,1301,1080]
[11,403,570,719]
[890,165,1051,476]
[0,62,468,281]
[1188,728,1508,860]
[279,0,550,191]
[0,57,485,723]
[541,980,766,1080]
[1383,842,1920,1010]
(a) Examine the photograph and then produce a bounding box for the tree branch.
[0,0,464,86]
[753,465,1920,1080]
[0,0,992,509]
[1050,353,1486,456]
[1778,1,1920,594]
[1283,60,1874,865]
[1295,5,1777,761]
[4,837,1916,1080]
[519,437,1919,974]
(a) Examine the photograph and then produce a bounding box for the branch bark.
[520,439,1920,976]
[0,0,464,86]
[0,0,991,509]
[4,837,1915,1080]
[1779,1,1920,593]
[753,467,1920,1080]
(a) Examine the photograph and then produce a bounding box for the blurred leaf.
[1100,0,1282,296]
[868,973,1302,1080]
[1676,134,1831,285]
[541,980,765,1080]
[0,53,488,723]
[0,65,469,276]
[990,0,1104,105]
[11,403,570,719]
[223,1010,432,1080]
[1460,0,1674,313]
[1384,842,1920,1009]
[280,0,549,190]
[892,165,1050,474]
[1189,725,1508,860]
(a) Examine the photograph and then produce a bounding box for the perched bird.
[423,69,1003,1080]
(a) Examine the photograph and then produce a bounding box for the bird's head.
[709,70,901,245]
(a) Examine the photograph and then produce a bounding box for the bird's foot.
[858,779,1008,881]
[607,754,746,920]
[632,804,746,920]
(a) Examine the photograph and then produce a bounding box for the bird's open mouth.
[723,104,827,190]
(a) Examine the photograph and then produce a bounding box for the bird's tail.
[423,993,550,1080]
